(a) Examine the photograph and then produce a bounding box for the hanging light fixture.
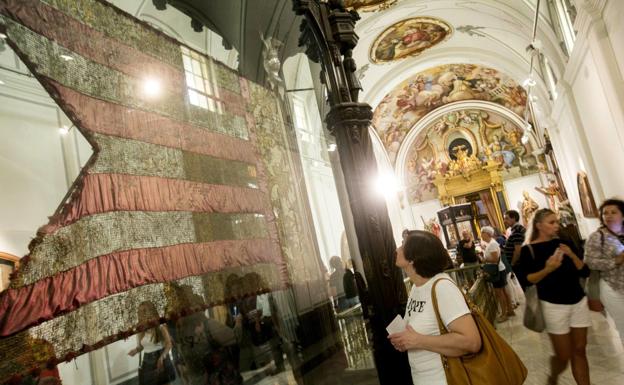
[521,0,542,146]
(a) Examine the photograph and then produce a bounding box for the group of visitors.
[389,198,624,385]
[127,274,289,385]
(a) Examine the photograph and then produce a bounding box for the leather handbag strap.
[431,278,473,335]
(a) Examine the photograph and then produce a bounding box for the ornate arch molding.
[394,100,533,183]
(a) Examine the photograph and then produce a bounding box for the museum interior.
[1,0,624,384]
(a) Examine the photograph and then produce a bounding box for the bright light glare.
[0,33,6,39]
[521,133,529,145]
[59,125,70,135]
[143,78,161,97]
[523,77,536,88]
[373,173,401,198]
[328,143,337,152]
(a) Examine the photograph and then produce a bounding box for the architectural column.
[294,1,412,383]
[325,103,411,384]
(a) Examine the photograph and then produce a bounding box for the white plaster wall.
[58,353,93,385]
[0,91,68,256]
[570,51,624,198]
[603,0,624,79]
[550,94,602,237]
[409,199,443,231]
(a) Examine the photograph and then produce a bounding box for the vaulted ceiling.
[156,0,566,120]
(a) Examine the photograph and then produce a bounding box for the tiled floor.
[496,306,624,385]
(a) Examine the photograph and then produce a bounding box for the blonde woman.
[128,301,175,385]
[516,209,590,385]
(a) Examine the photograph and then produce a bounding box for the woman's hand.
[558,244,574,257]
[157,356,164,370]
[544,252,563,273]
[388,325,421,352]
[128,347,138,357]
[615,251,624,265]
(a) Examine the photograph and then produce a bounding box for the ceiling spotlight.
[0,33,6,39]
[328,143,337,152]
[522,77,537,88]
[521,133,530,145]
[59,54,74,61]
[59,125,70,135]
[143,78,161,97]
[530,95,538,102]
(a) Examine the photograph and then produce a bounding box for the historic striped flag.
[0,0,309,378]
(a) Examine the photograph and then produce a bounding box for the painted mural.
[344,0,398,12]
[371,17,452,63]
[372,64,527,163]
[405,109,541,203]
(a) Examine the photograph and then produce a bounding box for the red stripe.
[0,239,284,337]
[47,173,269,231]
[51,81,257,164]
[2,1,186,93]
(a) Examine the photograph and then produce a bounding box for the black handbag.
[138,350,176,385]
[482,263,500,282]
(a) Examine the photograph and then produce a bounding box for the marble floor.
[244,306,624,385]
[496,306,624,385]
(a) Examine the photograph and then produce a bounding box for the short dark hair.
[599,199,624,228]
[505,210,520,222]
[403,230,450,278]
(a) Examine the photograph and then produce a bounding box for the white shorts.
[540,297,592,335]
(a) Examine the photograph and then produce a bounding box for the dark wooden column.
[293,1,412,383]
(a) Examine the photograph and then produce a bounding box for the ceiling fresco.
[372,63,527,163]
[404,108,540,204]
[370,17,452,63]
[344,0,398,12]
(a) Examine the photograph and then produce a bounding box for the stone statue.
[520,190,539,226]
[535,179,566,213]
[260,33,283,91]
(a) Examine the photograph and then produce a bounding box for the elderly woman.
[389,230,481,385]
[584,199,624,345]
[481,226,514,322]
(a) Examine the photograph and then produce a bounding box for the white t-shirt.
[140,328,164,353]
[484,239,505,271]
[404,273,470,385]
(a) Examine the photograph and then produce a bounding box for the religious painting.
[404,108,540,203]
[371,17,452,63]
[577,171,599,218]
[344,0,398,12]
[372,63,527,163]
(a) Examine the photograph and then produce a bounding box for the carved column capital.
[325,102,372,143]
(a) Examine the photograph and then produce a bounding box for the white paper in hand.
[386,314,406,335]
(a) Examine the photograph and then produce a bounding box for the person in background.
[516,209,590,385]
[128,301,175,385]
[503,210,526,268]
[481,226,514,322]
[328,256,348,311]
[343,259,360,308]
[584,198,624,345]
[457,229,479,285]
[389,230,481,385]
